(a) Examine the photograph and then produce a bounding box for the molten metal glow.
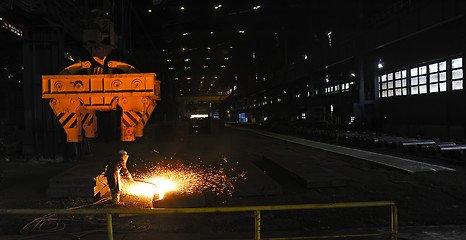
[123,181,157,197]
[122,177,177,200]
[150,177,177,199]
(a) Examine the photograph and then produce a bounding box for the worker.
[104,149,134,204]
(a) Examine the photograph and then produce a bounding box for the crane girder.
[42,72,160,142]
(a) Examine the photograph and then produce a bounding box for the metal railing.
[0,201,397,240]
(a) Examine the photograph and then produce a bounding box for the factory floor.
[1,122,466,239]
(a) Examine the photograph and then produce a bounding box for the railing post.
[107,213,114,240]
[255,210,261,240]
[391,205,398,240]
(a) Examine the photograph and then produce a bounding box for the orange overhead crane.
[42,57,161,142]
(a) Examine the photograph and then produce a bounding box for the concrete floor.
[1,123,466,239]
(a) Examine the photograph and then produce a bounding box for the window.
[379,57,463,98]
[410,66,427,95]
[451,57,463,90]
[379,73,391,97]
[239,113,247,123]
[325,82,351,95]
[428,61,447,93]
[394,70,407,96]
[342,83,350,92]
[379,70,407,98]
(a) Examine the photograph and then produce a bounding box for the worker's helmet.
[118,150,128,156]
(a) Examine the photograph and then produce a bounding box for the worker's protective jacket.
[104,157,131,193]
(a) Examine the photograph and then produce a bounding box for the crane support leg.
[81,109,98,138]
[135,99,156,137]
[118,96,156,141]
[120,111,142,141]
[49,98,83,142]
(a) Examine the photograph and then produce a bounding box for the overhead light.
[148,9,152,13]
[180,6,185,10]
[351,73,356,77]
[183,32,188,36]
[210,31,214,35]
[325,75,330,82]
[253,5,261,10]
[190,114,208,119]
[182,47,187,51]
[378,59,384,69]
[239,30,245,34]
[327,31,332,47]
[207,47,211,50]
[184,58,190,61]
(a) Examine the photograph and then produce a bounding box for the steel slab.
[228,125,455,173]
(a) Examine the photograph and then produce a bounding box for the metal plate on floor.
[228,125,455,173]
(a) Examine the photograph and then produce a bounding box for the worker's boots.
[112,192,121,205]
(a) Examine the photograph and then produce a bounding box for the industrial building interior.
[1,0,466,239]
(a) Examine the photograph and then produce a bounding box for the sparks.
[121,161,233,201]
